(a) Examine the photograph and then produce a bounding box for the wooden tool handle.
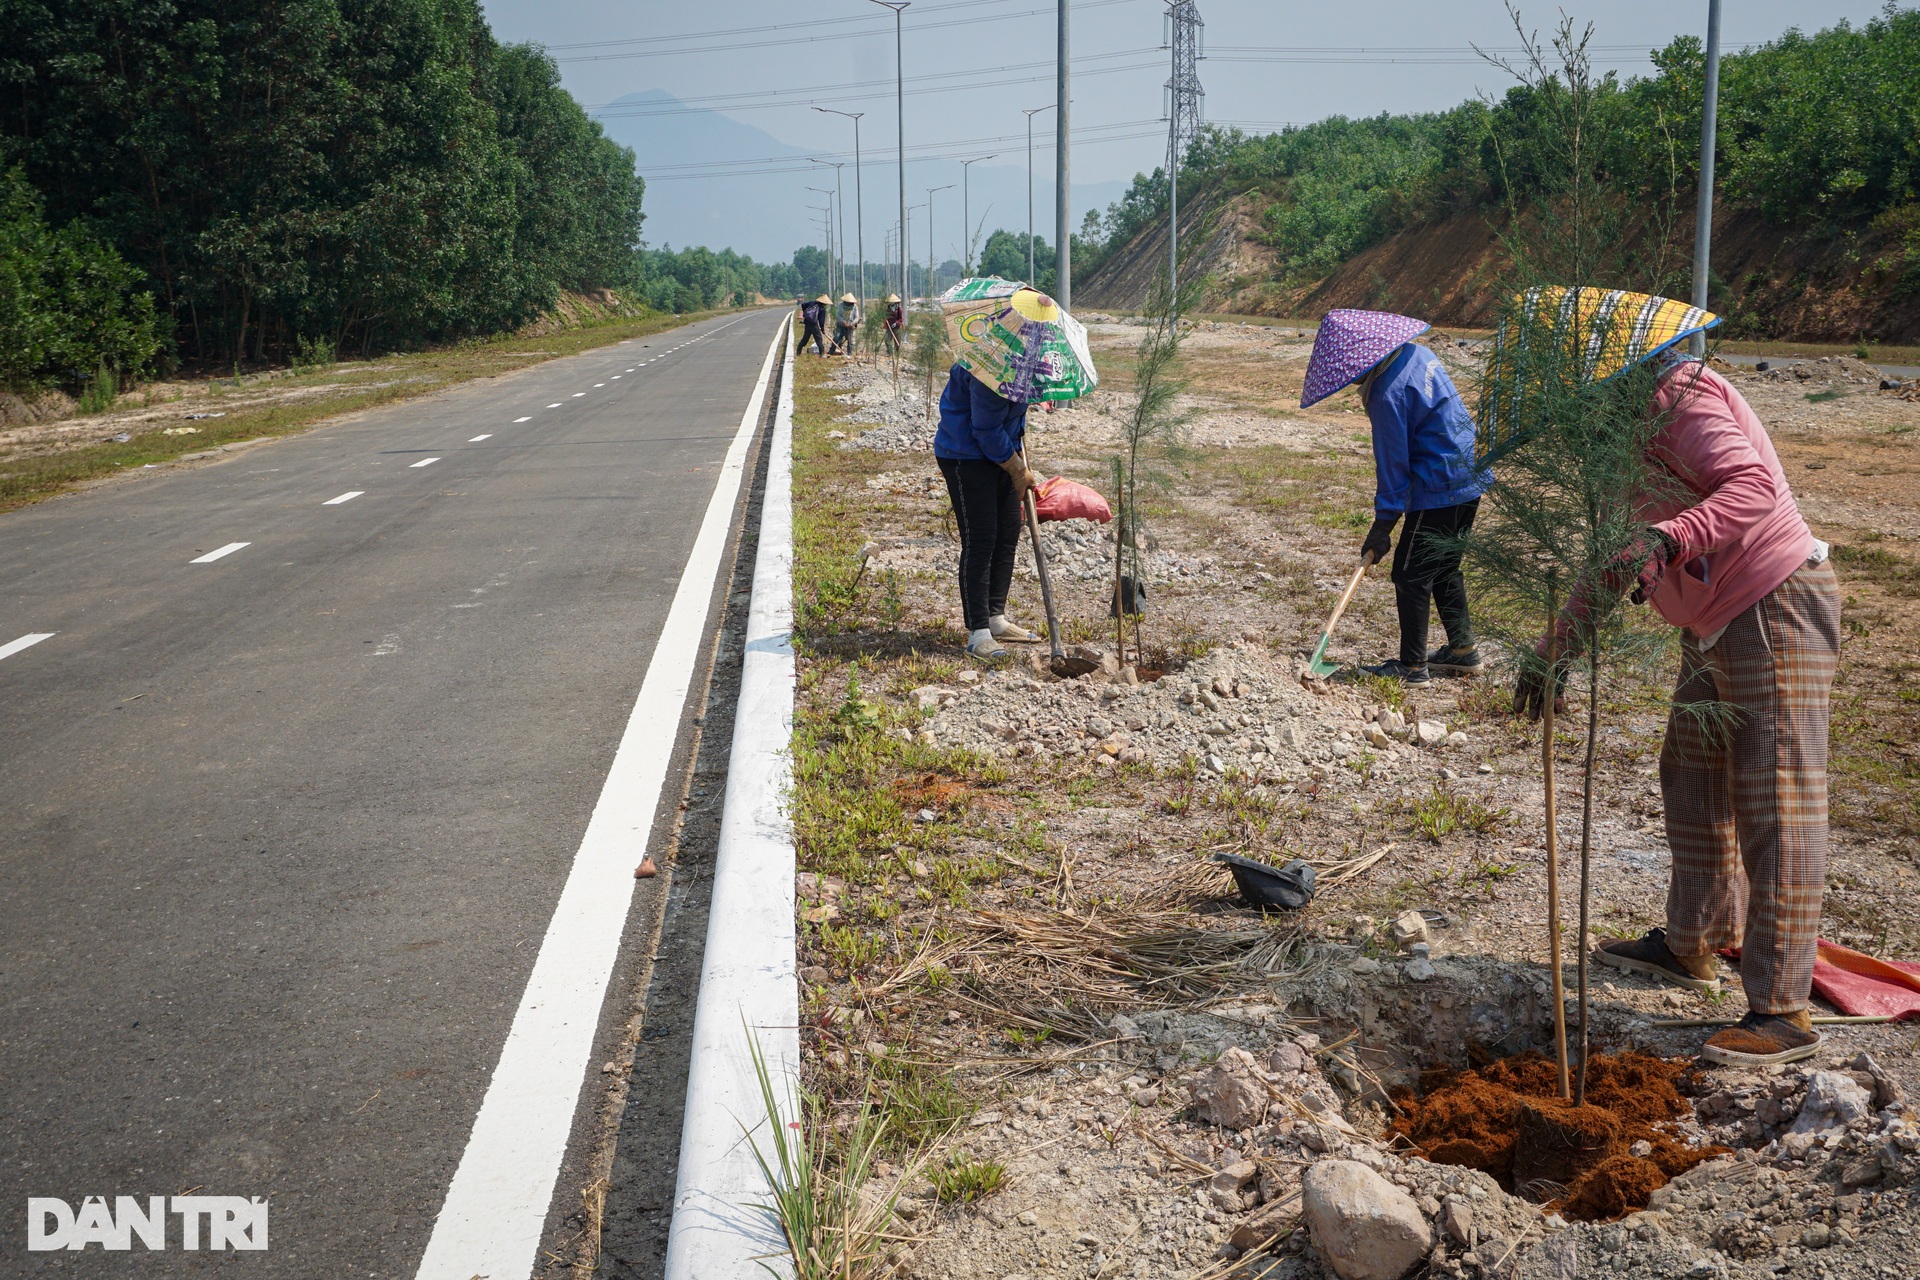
[1320,551,1375,640]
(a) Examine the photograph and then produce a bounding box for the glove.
[1361,514,1398,565]
[1612,528,1679,604]
[1512,649,1568,722]
[1001,455,1043,496]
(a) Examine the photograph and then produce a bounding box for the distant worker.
[799,294,829,356]
[883,293,905,354]
[830,292,861,356]
[1300,309,1487,685]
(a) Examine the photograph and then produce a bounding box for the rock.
[1441,1194,1474,1246]
[1366,724,1392,748]
[1415,720,1447,747]
[1405,958,1436,982]
[1839,1153,1884,1188]
[1477,762,1494,774]
[799,965,830,984]
[894,1195,926,1220]
[1853,1050,1907,1109]
[1378,708,1407,736]
[1302,1160,1435,1280]
[1205,753,1227,775]
[1444,731,1469,748]
[1016,1210,1038,1227]
[1188,1046,1271,1129]
[911,685,953,711]
[1109,1013,1143,1040]
[1212,1160,1259,1195]
[1792,1071,1873,1135]
[1268,1042,1307,1075]
[1231,1194,1303,1252]
[1800,1223,1831,1249]
[914,807,938,823]
[1130,1085,1161,1107]
[955,669,981,685]
[1391,910,1429,945]
[1350,957,1383,975]
[1213,676,1234,698]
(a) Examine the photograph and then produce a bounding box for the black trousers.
[1391,499,1477,666]
[938,456,1022,632]
[801,320,825,355]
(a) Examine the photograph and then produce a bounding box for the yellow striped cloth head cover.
[1478,286,1721,462]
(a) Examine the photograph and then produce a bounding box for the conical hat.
[841,292,857,303]
[815,294,831,304]
[1300,310,1430,408]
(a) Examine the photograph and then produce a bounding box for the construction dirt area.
[784,319,1920,1280]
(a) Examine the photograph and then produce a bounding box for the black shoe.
[1427,644,1485,675]
[1361,659,1430,685]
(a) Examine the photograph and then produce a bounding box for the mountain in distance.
[595,90,1129,268]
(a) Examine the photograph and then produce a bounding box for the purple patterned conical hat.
[1299,309,1431,408]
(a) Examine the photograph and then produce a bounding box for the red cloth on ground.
[1033,476,1112,524]
[1720,940,1920,1020]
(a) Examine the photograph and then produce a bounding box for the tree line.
[1076,7,1920,291]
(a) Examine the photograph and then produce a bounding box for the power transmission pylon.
[1164,0,1204,315]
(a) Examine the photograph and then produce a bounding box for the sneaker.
[1594,927,1720,992]
[1427,644,1485,675]
[1361,659,1430,685]
[989,617,1041,643]
[1701,1011,1822,1067]
[966,635,1010,665]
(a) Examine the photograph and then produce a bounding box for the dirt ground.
[783,320,1920,1280]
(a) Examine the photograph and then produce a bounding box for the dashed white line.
[324,491,364,505]
[593,383,605,388]
[411,458,441,468]
[470,435,492,442]
[610,375,621,379]
[515,416,532,423]
[571,392,586,398]
[0,633,55,662]
[547,403,562,408]
[191,542,250,564]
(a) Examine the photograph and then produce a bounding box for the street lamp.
[870,2,910,319]
[926,183,953,298]
[812,159,848,300]
[806,186,836,296]
[1691,0,1723,356]
[959,154,996,276]
[1023,105,1054,285]
[815,108,865,301]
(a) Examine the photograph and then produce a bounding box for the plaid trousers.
[1661,559,1841,1014]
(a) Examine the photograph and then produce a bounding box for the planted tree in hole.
[1104,272,1197,667]
[906,310,950,419]
[1463,10,1720,1105]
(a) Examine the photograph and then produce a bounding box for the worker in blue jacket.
[1355,339,1488,684]
[933,363,1045,663]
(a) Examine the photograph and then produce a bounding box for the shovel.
[1023,479,1100,679]
[1305,551,1377,678]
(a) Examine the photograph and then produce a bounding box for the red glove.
[1606,529,1679,605]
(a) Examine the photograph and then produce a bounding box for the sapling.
[906,310,950,421]
[1466,10,1715,1106]
[1104,273,1197,666]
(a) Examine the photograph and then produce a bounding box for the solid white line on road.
[470,435,492,442]
[0,633,55,662]
[190,542,250,564]
[515,416,532,423]
[323,491,364,505]
[412,315,784,1280]
[411,458,440,468]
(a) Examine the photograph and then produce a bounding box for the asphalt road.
[0,309,786,1275]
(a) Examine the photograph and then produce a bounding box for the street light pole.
[1690,0,1722,356]
[1055,0,1071,308]
[872,2,910,319]
[1023,105,1054,285]
[806,186,835,296]
[813,161,848,298]
[926,184,953,296]
[815,108,866,301]
[959,154,996,275]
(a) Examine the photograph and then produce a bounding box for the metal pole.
[807,186,836,297]
[1023,105,1052,285]
[926,184,953,296]
[1055,0,1071,307]
[816,109,866,302]
[1690,0,1721,357]
[872,2,909,317]
[960,155,995,275]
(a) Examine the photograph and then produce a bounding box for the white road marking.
[571,392,585,398]
[190,542,250,564]
[412,317,785,1280]
[610,375,621,379]
[323,491,364,505]
[514,416,532,423]
[411,458,440,468]
[469,435,491,442]
[546,403,561,408]
[0,633,55,662]
[593,383,605,387]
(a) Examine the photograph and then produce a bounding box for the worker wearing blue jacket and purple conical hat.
[1301,309,1488,685]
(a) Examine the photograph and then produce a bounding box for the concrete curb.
[663,319,799,1278]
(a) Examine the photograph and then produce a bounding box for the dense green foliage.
[0,0,645,374]
[1080,6,1920,284]
[632,245,797,311]
[0,167,167,388]
[975,230,1055,290]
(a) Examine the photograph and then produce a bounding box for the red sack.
[1033,475,1112,524]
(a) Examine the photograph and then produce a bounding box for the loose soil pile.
[1392,1051,1727,1221]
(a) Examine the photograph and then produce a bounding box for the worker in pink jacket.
[1517,348,1840,1068]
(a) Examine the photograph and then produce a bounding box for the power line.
[640,117,1158,176]
[642,123,1168,182]
[555,0,1144,63]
